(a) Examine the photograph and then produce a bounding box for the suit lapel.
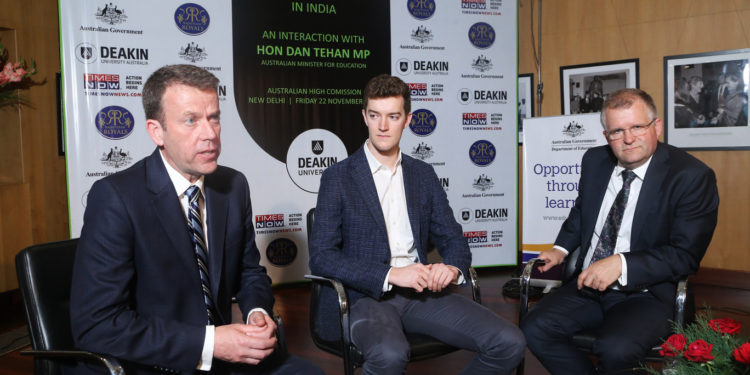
[631,143,669,248]
[401,156,421,245]
[349,148,387,234]
[204,174,228,324]
[578,149,616,268]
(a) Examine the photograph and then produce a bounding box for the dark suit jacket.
[309,146,471,341]
[555,142,719,305]
[70,149,273,374]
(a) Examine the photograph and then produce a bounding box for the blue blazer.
[555,142,719,305]
[70,148,273,374]
[309,146,471,341]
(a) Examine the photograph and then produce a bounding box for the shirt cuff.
[449,266,465,285]
[617,253,628,285]
[245,307,270,324]
[382,268,394,292]
[552,245,569,256]
[198,325,214,371]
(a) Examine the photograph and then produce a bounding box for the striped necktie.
[185,185,216,325]
[590,170,637,264]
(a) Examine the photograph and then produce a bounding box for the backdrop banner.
[60,0,517,283]
[521,113,607,262]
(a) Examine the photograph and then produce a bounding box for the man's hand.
[426,263,459,292]
[536,249,566,272]
[214,323,277,365]
[577,254,622,291]
[388,263,431,292]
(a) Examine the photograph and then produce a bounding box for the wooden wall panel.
[519,0,750,272]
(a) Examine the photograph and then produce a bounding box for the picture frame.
[518,73,534,144]
[664,49,750,150]
[560,58,639,115]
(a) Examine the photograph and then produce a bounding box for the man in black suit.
[521,88,719,374]
[70,64,322,375]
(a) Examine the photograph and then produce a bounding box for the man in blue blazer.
[522,88,719,374]
[309,74,525,375]
[70,65,322,375]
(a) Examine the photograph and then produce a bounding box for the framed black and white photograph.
[664,49,750,150]
[518,73,534,144]
[560,59,639,115]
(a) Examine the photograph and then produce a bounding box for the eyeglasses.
[605,118,656,140]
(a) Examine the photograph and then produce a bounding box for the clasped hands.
[536,249,622,292]
[214,311,277,365]
[388,262,459,293]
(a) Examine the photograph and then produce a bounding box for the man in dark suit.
[521,88,719,374]
[309,74,525,375]
[70,65,322,375]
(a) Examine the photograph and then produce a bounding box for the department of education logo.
[311,140,324,155]
[175,3,210,35]
[397,58,412,75]
[468,22,495,49]
[178,42,207,63]
[95,105,134,140]
[471,55,493,72]
[458,88,472,105]
[407,0,436,20]
[409,109,437,136]
[76,43,97,64]
[411,142,434,160]
[469,140,496,166]
[562,121,585,137]
[95,3,127,25]
[472,174,494,191]
[100,146,132,168]
[266,238,297,267]
[411,25,434,43]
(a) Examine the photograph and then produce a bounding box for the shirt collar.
[158,150,205,197]
[615,155,652,181]
[363,140,402,175]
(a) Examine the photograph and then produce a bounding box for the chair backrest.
[16,239,79,353]
[562,247,581,282]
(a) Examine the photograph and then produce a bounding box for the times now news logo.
[409,82,428,96]
[255,214,284,228]
[462,113,487,125]
[463,231,488,243]
[84,73,120,89]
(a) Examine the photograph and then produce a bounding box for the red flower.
[660,334,686,357]
[734,342,750,364]
[684,339,715,362]
[709,318,741,335]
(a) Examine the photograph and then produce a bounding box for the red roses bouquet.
[648,310,750,374]
[0,40,37,108]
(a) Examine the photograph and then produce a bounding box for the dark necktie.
[590,170,637,264]
[186,185,216,325]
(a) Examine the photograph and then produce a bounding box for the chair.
[15,239,125,375]
[305,208,482,375]
[517,247,694,374]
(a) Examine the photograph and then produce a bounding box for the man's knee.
[593,336,650,372]
[364,340,409,370]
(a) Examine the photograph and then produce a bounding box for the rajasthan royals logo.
[562,121,585,138]
[411,25,434,43]
[178,42,207,63]
[407,0,436,20]
[409,109,437,136]
[266,238,298,267]
[95,105,134,140]
[311,140,324,155]
[468,22,495,49]
[411,142,434,160]
[471,55,493,72]
[175,3,210,35]
[469,140,496,166]
[95,3,127,25]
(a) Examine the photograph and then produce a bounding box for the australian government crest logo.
[95,105,134,140]
[175,3,210,35]
[409,109,437,136]
[562,120,585,137]
[95,3,127,25]
[468,22,495,49]
[408,0,436,20]
[411,142,434,160]
[178,42,207,62]
[472,174,494,191]
[471,55,493,72]
[100,146,132,168]
[411,25,434,43]
[469,140,496,166]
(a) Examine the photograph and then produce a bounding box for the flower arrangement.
[0,40,37,108]
[648,310,750,375]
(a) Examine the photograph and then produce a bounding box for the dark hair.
[362,74,411,114]
[142,64,219,125]
[600,88,657,128]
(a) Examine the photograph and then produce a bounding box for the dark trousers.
[521,282,672,375]
[350,288,525,375]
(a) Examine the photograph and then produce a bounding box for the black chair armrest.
[519,258,545,318]
[674,277,689,328]
[468,267,481,304]
[304,275,352,357]
[21,350,125,375]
